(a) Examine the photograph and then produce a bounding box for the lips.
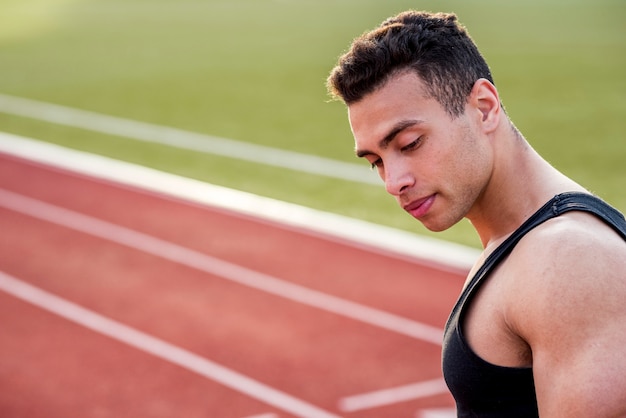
[403,195,436,219]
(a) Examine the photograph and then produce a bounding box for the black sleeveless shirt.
[442,192,626,417]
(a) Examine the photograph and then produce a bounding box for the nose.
[384,162,414,196]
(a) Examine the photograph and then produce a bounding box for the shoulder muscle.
[503,212,626,416]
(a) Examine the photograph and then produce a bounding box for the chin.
[423,224,451,233]
[419,220,446,232]
[420,216,461,233]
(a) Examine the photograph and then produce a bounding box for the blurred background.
[1,0,624,248]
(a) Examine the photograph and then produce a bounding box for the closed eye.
[402,137,423,152]
[370,158,382,170]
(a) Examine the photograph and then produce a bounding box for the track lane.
[0,154,462,325]
[0,290,289,418]
[0,152,462,416]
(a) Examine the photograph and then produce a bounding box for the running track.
[0,134,475,417]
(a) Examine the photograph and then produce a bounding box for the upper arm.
[509,214,626,417]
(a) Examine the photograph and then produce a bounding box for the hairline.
[346,66,468,119]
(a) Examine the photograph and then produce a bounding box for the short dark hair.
[327,11,494,117]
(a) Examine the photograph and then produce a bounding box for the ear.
[469,78,501,133]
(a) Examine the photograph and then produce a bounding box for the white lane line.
[338,378,449,412]
[0,272,340,418]
[0,132,480,273]
[0,93,379,185]
[0,188,444,345]
[417,408,456,418]
[242,414,280,418]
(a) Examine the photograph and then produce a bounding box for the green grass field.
[1,0,624,248]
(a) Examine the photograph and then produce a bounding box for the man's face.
[348,71,493,232]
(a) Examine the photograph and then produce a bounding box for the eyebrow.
[355,119,424,158]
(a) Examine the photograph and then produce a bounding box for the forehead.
[348,71,439,146]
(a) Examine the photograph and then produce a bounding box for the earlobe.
[471,78,500,132]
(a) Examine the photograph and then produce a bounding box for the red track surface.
[0,153,466,417]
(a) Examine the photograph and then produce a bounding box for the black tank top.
[442,192,626,417]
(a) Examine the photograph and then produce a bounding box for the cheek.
[429,136,469,178]
[439,130,492,187]
[457,135,493,189]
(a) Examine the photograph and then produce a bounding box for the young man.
[327,11,626,417]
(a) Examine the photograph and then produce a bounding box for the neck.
[467,125,586,249]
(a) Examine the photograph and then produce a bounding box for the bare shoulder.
[503,211,626,416]
[505,210,626,321]
[511,211,625,292]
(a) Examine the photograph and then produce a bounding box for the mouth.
[403,195,436,219]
